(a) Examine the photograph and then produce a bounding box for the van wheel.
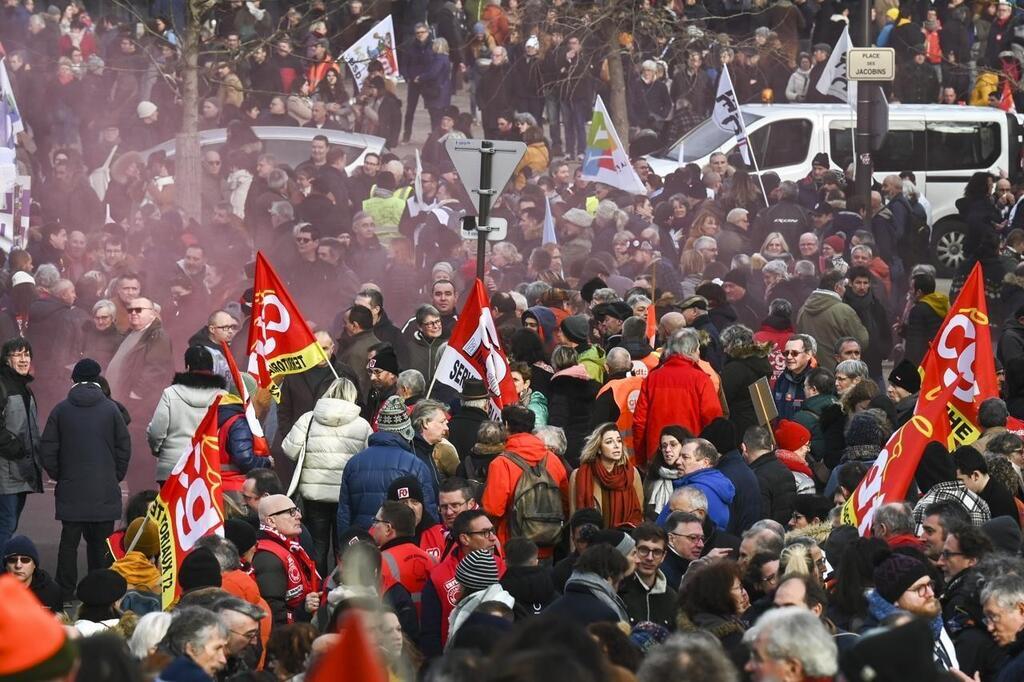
[932,220,967,278]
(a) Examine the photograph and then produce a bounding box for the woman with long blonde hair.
[569,422,644,527]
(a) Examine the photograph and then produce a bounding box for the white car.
[143,126,386,176]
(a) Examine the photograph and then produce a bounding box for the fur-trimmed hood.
[725,341,772,360]
[171,371,227,391]
[785,519,833,544]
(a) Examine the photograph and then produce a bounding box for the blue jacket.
[657,467,736,531]
[336,432,438,535]
[716,450,762,535]
[404,38,436,80]
[217,403,271,475]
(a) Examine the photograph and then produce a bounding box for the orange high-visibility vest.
[597,375,644,461]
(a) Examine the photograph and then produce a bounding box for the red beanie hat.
[774,419,811,452]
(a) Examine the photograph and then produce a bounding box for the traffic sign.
[848,48,895,81]
[445,138,526,216]
[460,216,508,241]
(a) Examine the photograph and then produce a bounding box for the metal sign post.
[446,138,526,281]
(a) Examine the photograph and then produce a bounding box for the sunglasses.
[5,555,33,565]
[127,307,152,314]
[295,237,313,244]
[781,350,805,357]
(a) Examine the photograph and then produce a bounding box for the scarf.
[574,459,643,527]
[566,570,630,622]
[648,468,684,515]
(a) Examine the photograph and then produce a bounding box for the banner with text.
[342,15,400,90]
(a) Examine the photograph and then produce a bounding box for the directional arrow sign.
[445,138,526,217]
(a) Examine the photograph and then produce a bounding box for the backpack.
[503,451,565,546]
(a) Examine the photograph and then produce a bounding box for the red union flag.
[918,262,999,447]
[247,252,328,388]
[841,382,956,534]
[432,278,518,415]
[148,398,226,609]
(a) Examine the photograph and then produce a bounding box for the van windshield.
[665,112,763,163]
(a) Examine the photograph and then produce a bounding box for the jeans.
[0,492,27,551]
[564,99,589,158]
[57,520,115,600]
[545,94,563,149]
[304,499,338,578]
[403,81,422,140]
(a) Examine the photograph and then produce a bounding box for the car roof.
[737,103,1016,120]
[145,126,386,154]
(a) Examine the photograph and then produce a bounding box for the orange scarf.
[575,460,643,528]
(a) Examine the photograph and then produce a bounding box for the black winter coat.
[618,572,678,631]
[720,346,773,439]
[39,383,131,522]
[748,452,797,526]
[547,371,601,467]
[501,565,556,620]
[446,405,489,461]
[31,568,63,612]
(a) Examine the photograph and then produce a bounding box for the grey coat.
[0,367,42,495]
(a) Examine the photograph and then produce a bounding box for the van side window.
[927,121,1000,171]
[827,123,925,172]
[746,119,813,169]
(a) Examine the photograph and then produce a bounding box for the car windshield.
[664,112,763,163]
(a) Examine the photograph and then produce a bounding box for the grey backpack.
[503,451,565,547]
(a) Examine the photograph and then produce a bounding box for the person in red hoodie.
[482,405,570,559]
[418,508,505,659]
[632,328,723,470]
[370,501,435,618]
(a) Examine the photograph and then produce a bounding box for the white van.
[645,104,1024,276]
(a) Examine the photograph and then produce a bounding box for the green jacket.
[792,393,839,468]
[795,290,869,372]
[525,390,548,427]
[578,344,606,384]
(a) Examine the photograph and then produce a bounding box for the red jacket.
[427,547,506,646]
[419,523,448,562]
[380,538,435,617]
[632,355,723,469]
[481,433,569,558]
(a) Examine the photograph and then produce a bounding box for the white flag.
[711,65,751,165]
[341,15,400,90]
[580,95,646,194]
[816,26,856,103]
[542,195,557,245]
[0,58,24,149]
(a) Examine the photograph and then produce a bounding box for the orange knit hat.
[0,575,77,680]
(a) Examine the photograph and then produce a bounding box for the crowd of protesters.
[9,0,1024,680]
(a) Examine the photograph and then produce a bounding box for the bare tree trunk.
[174,1,201,223]
[605,22,630,157]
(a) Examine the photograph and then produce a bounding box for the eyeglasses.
[940,550,966,560]
[983,611,1004,627]
[668,531,704,543]
[781,350,804,357]
[636,546,665,558]
[126,307,152,314]
[213,324,240,331]
[230,628,260,641]
[439,501,467,511]
[759,573,777,584]
[94,314,113,321]
[464,527,497,537]
[906,580,934,598]
[421,319,442,328]
[268,507,300,518]
[4,555,33,565]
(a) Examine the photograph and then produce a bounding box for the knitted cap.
[2,535,39,565]
[812,152,830,168]
[872,553,929,604]
[178,547,223,591]
[388,475,424,504]
[723,269,748,289]
[369,347,400,376]
[774,419,811,451]
[592,529,637,559]
[455,549,500,593]
[888,359,921,394]
[71,358,102,383]
[377,395,414,440]
[76,569,128,606]
[824,235,845,253]
[224,518,257,556]
[0,576,77,679]
[845,412,887,448]
[124,518,160,558]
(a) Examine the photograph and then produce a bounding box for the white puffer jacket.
[147,373,226,481]
[282,397,372,502]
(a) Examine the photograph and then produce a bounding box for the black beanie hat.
[388,475,425,504]
[700,418,737,454]
[76,569,127,606]
[888,359,921,394]
[872,553,929,604]
[71,358,102,383]
[224,518,257,556]
[179,547,223,591]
